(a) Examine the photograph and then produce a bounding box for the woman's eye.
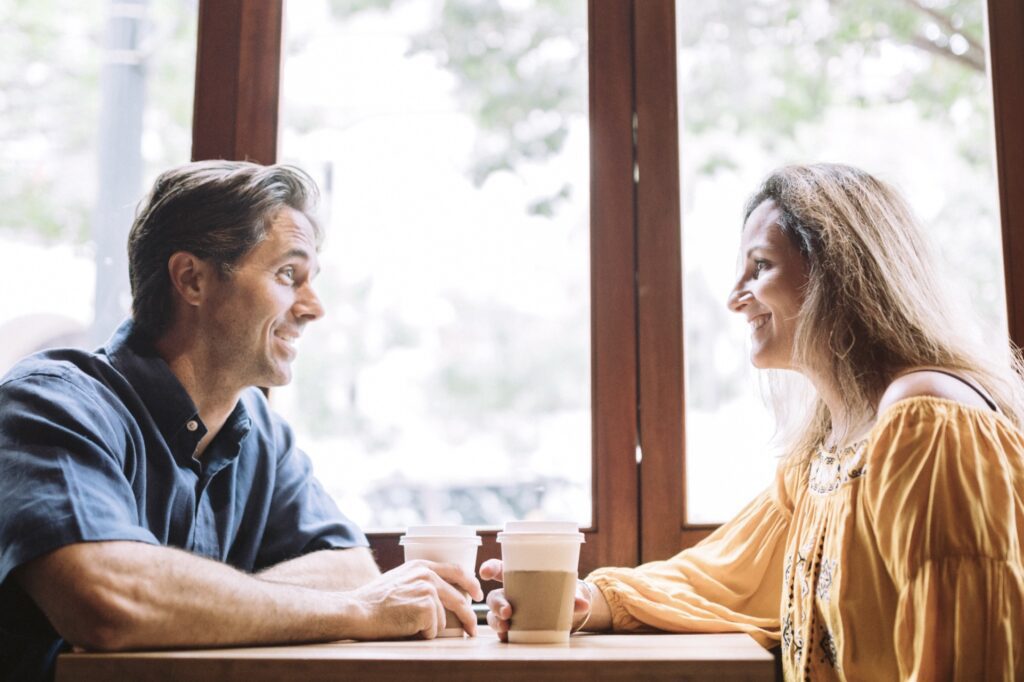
[752,260,767,279]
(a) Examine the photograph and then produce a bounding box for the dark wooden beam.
[989,0,1024,348]
[586,0,641,571]
[634,0,686,563]
[192,0,283,163]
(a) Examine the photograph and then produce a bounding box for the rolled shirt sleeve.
[0,370,159,585]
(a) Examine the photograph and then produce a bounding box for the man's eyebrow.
[282,248,311,261]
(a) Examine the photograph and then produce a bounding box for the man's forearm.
[257,547,381,591]
[16,541,364,651]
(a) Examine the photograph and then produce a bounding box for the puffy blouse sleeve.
[860,397,1024,681]
[586,458,804,648]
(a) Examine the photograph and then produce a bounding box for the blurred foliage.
[0,0,196,244]
[2,0,989,240]
[0,0,100,242]
[330,0,586,213]
[325,0,986,194]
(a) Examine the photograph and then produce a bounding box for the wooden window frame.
[190,0,641,578]
[632,0,1024,563]
[990,0,1024,347]
[191,0,1024,571]
[192,0,283,164]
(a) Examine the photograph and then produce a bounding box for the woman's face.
[727,199,809,371]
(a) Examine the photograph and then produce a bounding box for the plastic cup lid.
[496,521,585,542]
[399,525,482,545]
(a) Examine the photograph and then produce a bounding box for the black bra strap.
[898,368,999,413]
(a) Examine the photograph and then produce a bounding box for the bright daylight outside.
[275,0,592,530]
[0,0,1006,531]
[677,0,1006,523]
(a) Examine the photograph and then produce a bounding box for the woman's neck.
[806,370,873,450]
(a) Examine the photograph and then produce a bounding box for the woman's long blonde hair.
[744,163,1024,457]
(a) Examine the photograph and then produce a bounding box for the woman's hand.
[479,558,594,642]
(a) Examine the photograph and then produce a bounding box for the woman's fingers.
[485,587,511,620]
[478,558,504,583]
[486,609,509,641]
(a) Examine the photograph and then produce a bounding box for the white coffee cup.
[400,525,482,637]
[496,521,585,644]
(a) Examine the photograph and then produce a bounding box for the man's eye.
[278,266,296,283]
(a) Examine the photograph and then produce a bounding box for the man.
[0,161,481,681]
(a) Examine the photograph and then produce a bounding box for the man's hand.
[342,560,484,640]
[480,558,593,641]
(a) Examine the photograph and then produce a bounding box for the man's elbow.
[61,584,145,652]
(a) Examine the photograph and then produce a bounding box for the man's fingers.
[418,561,484,601]
[478,558,504,583]
[450,598,477,637]
[417,590,442,640]
[433,579,478,636]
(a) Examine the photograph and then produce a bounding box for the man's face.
[202,207,323,390]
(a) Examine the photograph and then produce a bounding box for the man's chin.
[256,364,293,389]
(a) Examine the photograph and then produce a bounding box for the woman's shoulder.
[865,369,1023,470]
[877,367,994,416]
[868,367,1017,461]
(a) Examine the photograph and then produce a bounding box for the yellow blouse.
[588,397,1024,680]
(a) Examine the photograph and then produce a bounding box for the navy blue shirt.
[0,320,368,681]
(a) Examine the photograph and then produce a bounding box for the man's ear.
[166,251,211,307]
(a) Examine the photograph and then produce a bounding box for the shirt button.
[186,420,199,432]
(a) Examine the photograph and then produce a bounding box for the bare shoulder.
[878,369,991,415]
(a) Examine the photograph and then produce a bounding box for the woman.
[483,164,1024,680]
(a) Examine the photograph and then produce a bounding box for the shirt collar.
[103,319,252,466]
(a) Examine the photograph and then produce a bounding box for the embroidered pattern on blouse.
[819,629,838,667]
[782,613,803,660]
[797,542,812,598]
[816,558,837,602]
[808,439,868,495]
[783,532,841,674]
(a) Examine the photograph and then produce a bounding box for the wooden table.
[57,627,776,681]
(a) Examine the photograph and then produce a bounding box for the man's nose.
[296,282,325,321]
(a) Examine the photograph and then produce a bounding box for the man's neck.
[154,329,241,458]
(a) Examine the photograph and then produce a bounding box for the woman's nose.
[727,285,750,313]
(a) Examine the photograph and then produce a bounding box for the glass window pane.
[677,0,1004,523]
[0,0,197,371]
[277,0,591,531]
